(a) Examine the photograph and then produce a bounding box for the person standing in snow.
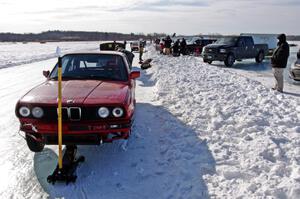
[172,39,180,57]
[139,39,145,63]
[163,36,172,55]
[271,34,290,92]
[180,38,187,55]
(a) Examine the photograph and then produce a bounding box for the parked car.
[202,36,268,67]
[100,42,125,51]
[186,37,217,55]
[130,41,139,52]
[290,50,300,81]
[15,51,140,152]
[241,33,277,56]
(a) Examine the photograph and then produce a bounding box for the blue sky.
[0,0,299,35]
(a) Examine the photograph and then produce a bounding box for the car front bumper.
[19,118,133,144]
[290,67,300,81]
[202,53,227,61]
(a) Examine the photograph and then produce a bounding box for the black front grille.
[69,107,81,121]
[62,108,68,120]
[205,48,217,53]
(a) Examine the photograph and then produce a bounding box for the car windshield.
[215,37,238,45]
[50,54,128,81]
[187,37,202,44]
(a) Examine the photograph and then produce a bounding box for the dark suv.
[202,36,268,67]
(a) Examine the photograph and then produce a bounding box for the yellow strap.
[58,65,63,169]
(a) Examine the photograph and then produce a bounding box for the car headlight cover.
[112,107,124,117]
[219,49,227,53]
[19,106,30,117]
[98,107,110,118]
[32,107,44,118]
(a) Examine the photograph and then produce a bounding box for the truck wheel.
[256,51,264,63]
[225,54,235,67]
[203,59,212,64]
[26,134,44,152]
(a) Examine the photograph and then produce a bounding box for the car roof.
[63,51,126,57]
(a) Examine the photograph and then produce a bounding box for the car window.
[215,37,238,45]
[237,38,245,47]
[50,54,128,81]
[245,37,253,46]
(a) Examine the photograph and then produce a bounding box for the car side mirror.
[43,70,50,78]
[130,71,140,79]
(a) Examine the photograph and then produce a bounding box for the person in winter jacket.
[163,36,172,55]
[172,39,180,56]
[116,45,135,69]
[139,39,145,62]
[180,38,187,55]
[271,34,290,92]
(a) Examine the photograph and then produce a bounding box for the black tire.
[256,51,264,63]
[224,54,235,67]
[26,134,45,152]
[203,59,212,64]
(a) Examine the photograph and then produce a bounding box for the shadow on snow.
[34,102,216,199]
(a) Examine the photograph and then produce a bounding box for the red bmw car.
[15,51,140,152]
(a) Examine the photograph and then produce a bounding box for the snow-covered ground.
[0,41,99,68]
[0,42,299,198]
[144,48,300,198]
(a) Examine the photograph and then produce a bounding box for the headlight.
[219,49,227,53]
[19,106,30,117]
[112,107,124,118]
[32,107,44,118]
[98,107,109,118]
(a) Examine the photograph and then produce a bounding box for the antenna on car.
[47,47,85,185]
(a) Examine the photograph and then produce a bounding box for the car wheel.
[26,134,45,152]
[256,51,264,63]
[203,59,212,64]
[225,54,235,67]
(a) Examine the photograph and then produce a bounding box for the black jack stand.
[47,145,85,185]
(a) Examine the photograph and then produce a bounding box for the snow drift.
[143,47,300,198]
[0,43,299,198]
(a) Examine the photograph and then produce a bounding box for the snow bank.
[0,42,99,69]
[0,44,299,198]
[144,47,300,198]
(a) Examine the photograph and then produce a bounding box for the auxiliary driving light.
[98,107,110,118]
[112,107,124,118]
[19,106,31,117]
[32,107,44,118]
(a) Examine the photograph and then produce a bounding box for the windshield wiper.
[49,75,121,81]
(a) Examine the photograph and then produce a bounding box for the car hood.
[206,44,234,49]
[20,80,129,105]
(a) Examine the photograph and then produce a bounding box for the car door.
[236,37,246,59]
[245,37,255,58]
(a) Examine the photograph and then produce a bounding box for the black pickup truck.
[202,36,268,67]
